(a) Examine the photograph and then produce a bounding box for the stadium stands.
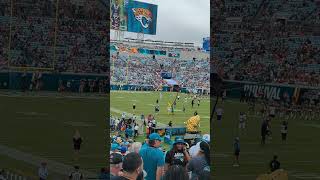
[213,0,320,87]
[0,0,108,73]
[110,41,210,91]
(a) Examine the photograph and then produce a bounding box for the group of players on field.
[216,90,319,168]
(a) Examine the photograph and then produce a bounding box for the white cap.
[202,134,210,142]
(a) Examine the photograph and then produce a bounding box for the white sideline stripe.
[111,91,151,94]
[0,144,96,177]
[301,123,320,128]
[288,171,320,179]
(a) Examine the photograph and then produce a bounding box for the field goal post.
[114,30,125,41]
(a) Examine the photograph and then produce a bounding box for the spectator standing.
[139,133,165,180]
[165,137,190,170]
[163,165,189,180]
[73,130,82,161]
[110,153,123,177]
[0,169,7,180]
[281,121,288,141]
[69,166,83,180]
[270,155,281,172]
[187,141,210,180]
[111,152,144,180]
[233,137,240,167]
[38,162,48,180]
[134,123,139,137]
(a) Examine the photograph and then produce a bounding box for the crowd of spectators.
[0,0,108,74]
[213,0,320,87]
[110,42,210,91]
[110,131,211,180]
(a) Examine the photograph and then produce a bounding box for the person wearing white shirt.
[121,112,126,119]
[239,112,246,131]
[0,169,7,180]
[216,107,223,121]
[189,134,210,158]
[69,166,83,180]
[115,118,120,131]
[134,124,139,137]
[38,162,48,180]
[269,106,276,118]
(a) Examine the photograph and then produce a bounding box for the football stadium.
[109,0,211,180]
[0,0,108,179]
[212,0,320,179]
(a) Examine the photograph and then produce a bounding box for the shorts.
[239,122,245,129]
[234,150,240,156]
[217,115,222,121]
[270,114,275,118]
[74,144,81,150]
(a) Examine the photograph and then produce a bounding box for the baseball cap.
[173,136,186,145]
[110,153,123,164]
[111,143,120,151]
[202,134,210,142]
[120,146,127,154]
[149,133,162,141]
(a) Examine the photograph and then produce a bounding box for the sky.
[110,0,210,46]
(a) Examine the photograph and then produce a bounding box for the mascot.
[185,115,200,133]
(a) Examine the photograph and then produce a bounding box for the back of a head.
[200,141,210,165]
[122,152,142,173]
[163,165,189,180]
[274,155,278,160]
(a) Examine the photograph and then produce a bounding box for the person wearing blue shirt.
[125,126,133,139]
[139,133,165,180]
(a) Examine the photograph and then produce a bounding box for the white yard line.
[0,144,96,178]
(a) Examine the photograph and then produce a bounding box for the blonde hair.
[74,130,81,139]
[129,142,142,153]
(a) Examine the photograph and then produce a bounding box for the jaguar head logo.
[132,8,152,29]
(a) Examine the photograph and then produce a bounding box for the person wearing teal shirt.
[139,133,165,180]
[125,126,133,139]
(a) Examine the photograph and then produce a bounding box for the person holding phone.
[165,136,190,171]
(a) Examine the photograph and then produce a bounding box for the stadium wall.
[0,72,107,91]
[110,84,189,93]
[224,80,319,102]
[110,84,209,94]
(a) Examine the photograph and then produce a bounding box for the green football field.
[0,92,107,179]
[110,91,210,152]
[110,91,210,134]
[212,99,320,179]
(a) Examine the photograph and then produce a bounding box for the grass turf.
[110,91,210,134]
[212,99,320,179]
[110,91,210,150]
[0,93,107,179]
